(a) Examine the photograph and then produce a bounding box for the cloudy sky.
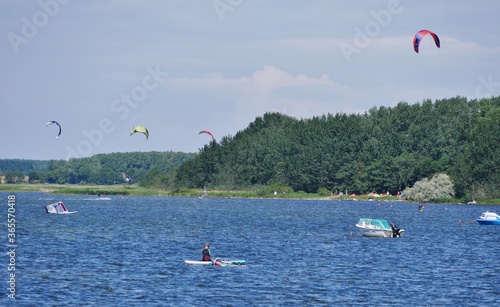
[1,0,499,160]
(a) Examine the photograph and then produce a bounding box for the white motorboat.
[355,218,404,238]
[476,211,500,225]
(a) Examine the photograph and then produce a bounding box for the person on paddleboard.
[202,243,211,261]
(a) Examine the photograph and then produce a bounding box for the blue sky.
[1,0,499,160]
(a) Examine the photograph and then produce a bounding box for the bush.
[403,173,454,202]
[317,187,331,197]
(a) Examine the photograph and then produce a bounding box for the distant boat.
[476,211,500,225]
[355,218,404,238]
[45,201,77,214]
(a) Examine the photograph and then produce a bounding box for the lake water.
[1,192,499,306]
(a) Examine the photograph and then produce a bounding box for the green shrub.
[317,187,331,197]
[403,173,454,202]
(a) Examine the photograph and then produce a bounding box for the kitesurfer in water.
[202,243,211,261]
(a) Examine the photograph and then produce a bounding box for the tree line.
[0,159,50,184]
[0,159,49,175]
[170,96,499,200]
[0,152,195,185]
[2,96,498,200]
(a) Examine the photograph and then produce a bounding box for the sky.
[1,0,499,160]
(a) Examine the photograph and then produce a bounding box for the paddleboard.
[184,259,247,266]
[214,259,247,266]
[184,260,213,265]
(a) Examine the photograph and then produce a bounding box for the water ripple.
[2,193,499,306]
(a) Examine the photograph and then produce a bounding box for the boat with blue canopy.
[355,218,404,238]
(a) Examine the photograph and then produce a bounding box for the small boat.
[355,218,404,238]
[45,201,77,214]
[184,259,247,266]
[476,211,500,225]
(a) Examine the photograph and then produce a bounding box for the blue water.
[1,192,499,306]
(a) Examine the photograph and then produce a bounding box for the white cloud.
[166,65,343,92]
[162,65,352,118]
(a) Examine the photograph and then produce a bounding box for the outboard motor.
[390,223,402,238]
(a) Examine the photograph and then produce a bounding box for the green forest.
[172,96,499,200]
[0,152,195,185]
[1,96,498,201]
[0,159,49,175]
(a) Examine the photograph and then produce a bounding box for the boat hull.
[355,218,404,238]
[357,228,394,238]
[476,211,500,225]
[476,220,500,225]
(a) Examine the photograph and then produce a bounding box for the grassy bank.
[0,183,327,199]
[1,183,498,204]
[0,183,169,196]
[0,183,396,200]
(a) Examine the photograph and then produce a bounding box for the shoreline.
[1,183,498,205]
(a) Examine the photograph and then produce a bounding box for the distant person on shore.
[202,243,211,261]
